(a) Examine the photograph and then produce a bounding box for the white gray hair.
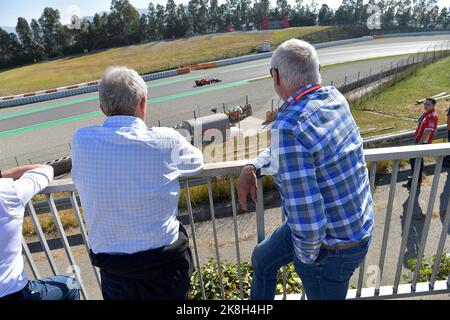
[270,39,322,92]
[98,66,148,116]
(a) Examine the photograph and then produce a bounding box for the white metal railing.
[21,143,450,300]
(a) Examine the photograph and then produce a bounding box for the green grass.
[352,55,450,129]
[0,26,332,96]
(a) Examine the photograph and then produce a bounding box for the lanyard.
[281,84,322,111]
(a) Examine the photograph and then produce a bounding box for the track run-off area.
[0,34,449,165]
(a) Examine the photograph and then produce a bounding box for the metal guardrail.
[21,143,450,300]
[364,125,449,148]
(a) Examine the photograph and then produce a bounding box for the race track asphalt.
[0,34,449,166]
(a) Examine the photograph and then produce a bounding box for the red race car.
[195,78,222,87]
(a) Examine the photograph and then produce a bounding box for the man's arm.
[277,129,326,264]
[237,147,272,210]
[248,147,271,170]
[12,165,54,206]
[172,132,205,177]
[2,164,46,180]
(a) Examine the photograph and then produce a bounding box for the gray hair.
[270,39,322,92]
[98,66,148,116]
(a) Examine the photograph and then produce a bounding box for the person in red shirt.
[407,98,439,186]
[444,106,450,167]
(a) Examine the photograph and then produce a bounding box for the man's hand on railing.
[237,164,258,211]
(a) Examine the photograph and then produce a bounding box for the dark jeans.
[409,158,424,183]
[91,224,193,300]
[250,221,370,300]
[446,131,450,163]
[1,276,80,300]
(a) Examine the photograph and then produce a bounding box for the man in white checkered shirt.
[71,67,204,300]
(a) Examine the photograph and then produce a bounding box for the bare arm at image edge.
[12,165,54,206]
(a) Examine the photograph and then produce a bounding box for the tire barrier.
[0,69,181,108]
[141,69,178,82]
[189,62,218,70]
[44,156,72,177]
[177,67,191,75]
[364,125,448,148]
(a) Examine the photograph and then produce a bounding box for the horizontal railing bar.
[41,144,450,194]
[275,280,450,300]
[364,143,450,162]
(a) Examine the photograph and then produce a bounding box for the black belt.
[321,237,369,251]
[321,241,361,251]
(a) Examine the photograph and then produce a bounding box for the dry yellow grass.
[0,26,332,96]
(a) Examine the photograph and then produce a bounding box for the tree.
[209,0,222,32]
[335,0,356,25]
[38,7,67,57]
[291,0,316,26]
[275,0,291,18]
[137,14,149,42]
[30,19,46,59]
[0,29,24,67]
[16,18,37,61]
[437,7,449,29]
[253,0,271,28]
[197,0,209,33]
[165,0,180,38]
[155,4,166,39]
[396,0,413,28]
[107,0,140,45]
[177,4,192,37]
[318,4,334,25]
[147,3,158,40]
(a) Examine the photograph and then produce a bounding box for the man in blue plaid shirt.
[238,39,374,300]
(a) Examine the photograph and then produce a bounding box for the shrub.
[189,258,303,300]
[403,252,450,283]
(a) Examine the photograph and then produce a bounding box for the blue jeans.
[250,221,370,300]
[20,275,80,300]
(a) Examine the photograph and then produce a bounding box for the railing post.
[256,178,265,243]
[184,181,206,300]
[46,194,89,300]
[411,157,444,290]
[22,237,40,280]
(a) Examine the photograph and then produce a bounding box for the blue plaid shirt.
[250,84,374,264]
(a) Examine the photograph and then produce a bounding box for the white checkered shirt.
[71,116,204,254]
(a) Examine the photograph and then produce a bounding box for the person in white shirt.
[71,66,204,300]
[0,164,80,300]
